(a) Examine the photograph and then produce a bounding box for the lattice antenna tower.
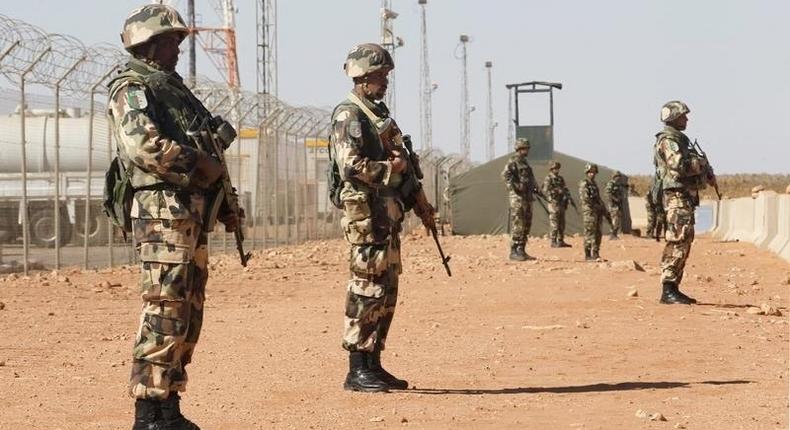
[458,34,471,161]
[380,0,402,114]
[418,0,433,151]
[256,0,278,112]
[187,0,241,88]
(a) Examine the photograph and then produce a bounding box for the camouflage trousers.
[129,217,208,400]
[609,205,623,235]
[582,210,603,254]
[660,191,695,285]
[547,202,567,243]
[341,194,403,352]
[509,192,533,245]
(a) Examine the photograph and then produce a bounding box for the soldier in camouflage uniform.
[331,43,435,392]
[604,171,626,240]
[109,5,240,429]
[579,163,606,261]
[542,160,572,248]
[502,138,538,261]
[645,177,665,239]
[654,100,715,304]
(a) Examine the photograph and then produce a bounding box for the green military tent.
[449,151,631,237]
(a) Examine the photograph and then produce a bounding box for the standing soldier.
[579,163,607,261]
[645,177,665,239]
[502,138,538,261]
[654,100,715,304]
[109,5,241,429]
[605,171,626,239]
[331,43,435,392]
[542,160,572,248]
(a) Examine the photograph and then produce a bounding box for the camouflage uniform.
[541,161,571,247]
[579,164,605,260]
[604,172,626,238]
[502,139,536,259]
[109,5,226,403]
[654,102,712,303]
[332,93,403,354]
[645,178,665,238]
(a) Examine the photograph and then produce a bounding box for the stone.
[635,409,649,419]
[627,288,639,298]
[369,416,384,422]
[649,412,667,421]
[611,260,645,272]
[760,304,782,316]
[746,307,762,315]
[0,302,4,310]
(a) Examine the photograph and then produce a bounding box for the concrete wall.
[628,196,718,234]
[711,192,790,262]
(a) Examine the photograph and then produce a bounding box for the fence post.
[19,47,52,276]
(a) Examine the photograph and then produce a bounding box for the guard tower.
[505,81,562,161]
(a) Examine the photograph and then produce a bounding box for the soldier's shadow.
[404,379,751,395]
[695,302,788,311]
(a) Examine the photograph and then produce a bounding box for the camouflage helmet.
[121,4,189,52]
[660,100,690,123]
[515,138,530,151]
[585,163,599,174]
[549,160,561,170]
[612,170,622,178]
[343,43,395,78]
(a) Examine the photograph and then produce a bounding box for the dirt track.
[1,233,788,430]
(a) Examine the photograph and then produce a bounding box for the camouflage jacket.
[579,178,604,214]
[330,90,402,195]
[542,172,570,206]
[604,178,625,207]
[107,58,208,220]
[653,125,708,192]
[502,155,536,201]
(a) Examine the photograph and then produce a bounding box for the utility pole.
[485,61,496,161]
[380,1,402,115]
[459,34,470,161]
[418,0,433,151]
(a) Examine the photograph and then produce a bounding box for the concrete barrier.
[710,193,790,263]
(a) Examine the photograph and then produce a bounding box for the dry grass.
[627,174,790,199]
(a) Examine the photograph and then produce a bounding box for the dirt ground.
[1,232,788,430]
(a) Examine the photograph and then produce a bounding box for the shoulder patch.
[348,120,362,139]
[126,86,148,111]
[668,140,679,152]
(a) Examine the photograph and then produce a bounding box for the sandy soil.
[0,232,788,430]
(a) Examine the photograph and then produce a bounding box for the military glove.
[195,152,224,185]
[219,207,244,233]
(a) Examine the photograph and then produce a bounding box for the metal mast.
[485,61,495,161]
[190,0,241,88]
[418,0,433,151]
[459,34,470,161]
[380,1,402,114]
[256,0,278,107]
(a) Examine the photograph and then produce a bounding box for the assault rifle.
[692,139,721,200]
[563,190,579,214]
[187,115,251,267]
[401,134,452,277]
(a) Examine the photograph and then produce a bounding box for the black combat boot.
[368,349,408,390]
[159,392,200,430]
[132,399,163,430]
[659,281,695,305]
[509,243,527,261]
[592,249,602,261]
[559,238,572,248]
[550,239,561,248]
[520,244,536,260]
[584,246,595,261]
[344,351,389,392]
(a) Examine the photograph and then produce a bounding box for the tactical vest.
[580,179,602,210]
[544,173,566,201]
[654,126,704,191]
[107,58,210,190]
[505,156,535,199]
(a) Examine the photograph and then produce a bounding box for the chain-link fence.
[0,15,471,274]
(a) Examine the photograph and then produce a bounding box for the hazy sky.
[5,0,789,174]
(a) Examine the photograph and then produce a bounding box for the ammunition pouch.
[102,156,135,237]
